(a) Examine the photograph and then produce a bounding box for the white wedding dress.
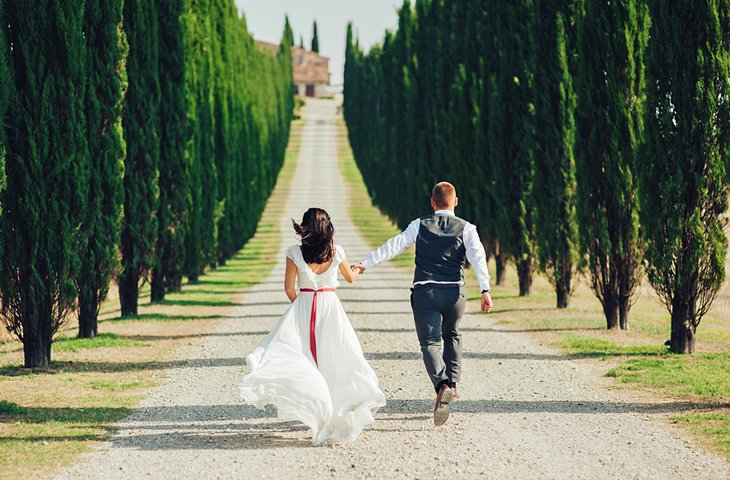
[238,244,386,445]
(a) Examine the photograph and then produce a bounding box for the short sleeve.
[286,245,300,262]
[335,244,346,263]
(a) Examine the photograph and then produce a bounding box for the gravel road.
[55,99,730,479]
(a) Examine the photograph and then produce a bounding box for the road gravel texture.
[56,100,730,479]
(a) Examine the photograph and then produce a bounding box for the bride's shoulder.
[285,244,302,260]
[334,244,346,261]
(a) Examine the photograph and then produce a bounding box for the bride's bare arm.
[339,259,360,284]
[284,258,297,301]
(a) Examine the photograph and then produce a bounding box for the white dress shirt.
[360,210,492,292]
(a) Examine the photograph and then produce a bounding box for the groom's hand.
[481,291,493,313]
[351,264,366,274]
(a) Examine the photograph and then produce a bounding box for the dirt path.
[55,99,729,479]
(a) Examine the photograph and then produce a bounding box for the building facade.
[256,40,330,98]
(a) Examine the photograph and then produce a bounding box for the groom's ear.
[454,196,459,207]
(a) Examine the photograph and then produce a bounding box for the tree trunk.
[618,297,630,331]
[517,258,533,296]
[556,278,570,309]
[150,267,165,303]
[188,272,199,284]
[23,320,52,369]
[77,290,99,339]
[118,272,139,317]
[555,257,573,309]
[603,294,619,330]
[670,298,696,354]
[495,250,507,285]
[166,274,183,292]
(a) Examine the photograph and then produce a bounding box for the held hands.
[351,264,366,275]
[481,291,493,313]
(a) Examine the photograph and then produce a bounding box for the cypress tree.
[283,16,294,48]
[212,0,232,266]
[1,0,88,367]
[639,0,729,353]
[183,0,217,281]
[151,0,190,301]
[0,0,7,207]
[311,20,319,52]
[574,0,649,329]
[77,0,127,337]
[119,0,161,316]
[198,1,218,271]
[487,0,537,296]
[532,0,579,308]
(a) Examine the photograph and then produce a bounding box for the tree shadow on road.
[380,399,730,415]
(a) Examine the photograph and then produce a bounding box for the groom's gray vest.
[413,214,467,285]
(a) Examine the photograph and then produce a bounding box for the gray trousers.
[410,285,467,392]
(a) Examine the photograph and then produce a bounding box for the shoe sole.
[434,388,453,426]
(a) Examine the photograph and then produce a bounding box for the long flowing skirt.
[238,292,386,445]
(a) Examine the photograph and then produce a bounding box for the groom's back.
[413,214,467,285]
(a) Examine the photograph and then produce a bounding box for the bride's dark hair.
[292,208,335,264]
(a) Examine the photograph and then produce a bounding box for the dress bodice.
[286,244,345,290]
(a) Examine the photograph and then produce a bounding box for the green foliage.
[0,0,89,367]
[151,0,190,301]
[639,0,730,353]
[119,0,161,316]
[77,0,127,337]
[344,0,537,294]
[486,1,538,296]
[0,0,7,211]
[573,0,649,330]
[311,20,319,52]
[183,0,292,280]
[532,0,579,308]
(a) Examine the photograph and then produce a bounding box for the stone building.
[255,40,331,98]
[291,46,330,97]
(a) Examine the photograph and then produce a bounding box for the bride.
[238,207,386,445]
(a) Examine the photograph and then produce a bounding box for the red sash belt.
[299,288,335,366]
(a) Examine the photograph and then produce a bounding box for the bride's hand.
[351,263,366,275]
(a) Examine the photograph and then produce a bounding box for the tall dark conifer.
[182,0,217,281]
[1,0,88,367]
[151,0,190,301]
[574,0,649,329]
[212,0,232,265]
[77,0,127,336]
[311,20,320,52]
[487,0,537,296]
[532,0,579,308]
[0,0,7,206]
[119,0,161,316]
[639,0,729,353]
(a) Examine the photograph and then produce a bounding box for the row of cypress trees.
[343,0,729,353]
[0,0,294,367]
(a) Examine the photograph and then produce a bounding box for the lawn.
[0,120,304,480]
[335,117,730,461]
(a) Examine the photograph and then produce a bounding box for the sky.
[235,0,401,85]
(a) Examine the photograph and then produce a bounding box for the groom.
[354,181,493,426]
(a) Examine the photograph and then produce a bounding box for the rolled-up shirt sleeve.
[361,218,420,269]
[464,223,492,292]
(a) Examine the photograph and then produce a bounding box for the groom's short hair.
[432,182,456,208]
